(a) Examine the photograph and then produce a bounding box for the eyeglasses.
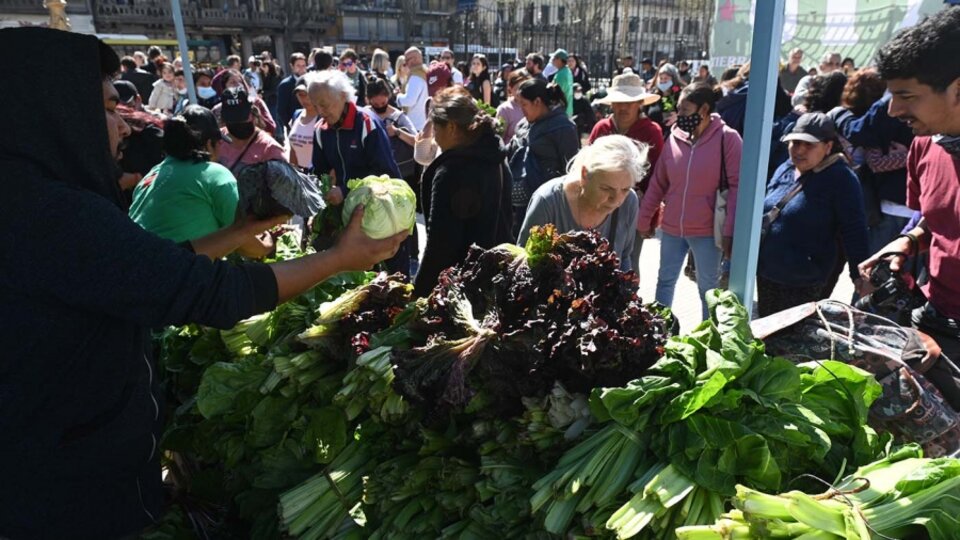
[341,60,354,68]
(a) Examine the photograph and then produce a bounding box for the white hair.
[304,69,356,103]
[568,135,650,187]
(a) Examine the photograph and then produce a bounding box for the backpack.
[508,128,547,207]
[507,119,570,207]
[754,300,960,457]
[384,111,416,179]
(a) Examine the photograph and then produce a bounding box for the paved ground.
[637,234,856,333]
[415,217,855,334]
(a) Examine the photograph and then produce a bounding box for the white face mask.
[574,92,583,100]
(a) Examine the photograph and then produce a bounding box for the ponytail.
[467,110,498,139]
[517,79,567,109]
[162,116,211,163]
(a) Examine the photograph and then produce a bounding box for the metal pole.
[610,0,620,82]
[170,0,197,104]
[728,0,786,316]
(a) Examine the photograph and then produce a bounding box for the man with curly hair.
[860,6,960,407]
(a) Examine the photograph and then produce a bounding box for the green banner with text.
[710,0,947,69]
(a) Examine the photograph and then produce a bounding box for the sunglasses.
[341,60,355,68]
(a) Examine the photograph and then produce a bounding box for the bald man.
[397,47,429,129]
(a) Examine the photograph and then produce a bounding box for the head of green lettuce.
[342,175,417,240]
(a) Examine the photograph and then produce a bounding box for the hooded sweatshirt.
[0,28,278,539]
[638,114,742,238]
[415,131,514,296]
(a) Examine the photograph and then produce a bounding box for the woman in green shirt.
[129,105,273,257]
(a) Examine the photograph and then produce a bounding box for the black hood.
[0,28,123,206]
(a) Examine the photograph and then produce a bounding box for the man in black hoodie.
[0,28,406,539]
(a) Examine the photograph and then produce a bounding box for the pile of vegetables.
[678,443,960,539]
[147,222,960,540]
[528,289,888,538]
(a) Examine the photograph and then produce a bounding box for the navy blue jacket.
[311,102,401,188]
[759,157,869,287]
[276,74,298,138]
[844,94,914,205]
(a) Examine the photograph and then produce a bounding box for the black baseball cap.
[113,80,139,104]
[179,105,231,144]
[221,87,253,124]
[641,57,653,65]
[782,112,837,144]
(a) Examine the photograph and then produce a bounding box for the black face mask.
[676,112,702,133]
[371,104,389,114]
[227,122,256,140]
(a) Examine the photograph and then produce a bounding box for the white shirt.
[543,63,558,79]
[451,67,464,85]
[397,74,428,130]
[287,110,318,169]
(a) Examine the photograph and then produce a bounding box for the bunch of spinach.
[531,289,889,538]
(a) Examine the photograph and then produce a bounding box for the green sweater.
[554,66,574,117]
[129,157,239,243]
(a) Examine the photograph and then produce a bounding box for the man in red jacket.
[589,72,664,270]
[860,6,960,407]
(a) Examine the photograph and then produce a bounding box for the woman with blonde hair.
[370,48,391,80]
[392,54,409,92]
[518,135,647,271]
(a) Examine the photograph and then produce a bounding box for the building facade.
[337,0,455,56]
[461,0,714,77]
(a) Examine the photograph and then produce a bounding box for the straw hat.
[598,73,661,106]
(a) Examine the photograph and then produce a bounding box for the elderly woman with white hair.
[305,69,401,206]
[517,135,649,271]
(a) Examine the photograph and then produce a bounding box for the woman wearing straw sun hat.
[589,72,664,271]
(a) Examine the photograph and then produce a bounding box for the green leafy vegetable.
[341,175,416,240]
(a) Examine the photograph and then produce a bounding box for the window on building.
[558,6,565,22]
[382,18,399,38]
[642,17,650,32]
[523,3,533,26]
[343,16,361,37]
[673,18,680,34]
[628,16,639,32]
[685,20,700,35]
[540,4,550,25]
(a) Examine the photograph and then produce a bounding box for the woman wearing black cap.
[128,105,278,258]
[756,112,869,316]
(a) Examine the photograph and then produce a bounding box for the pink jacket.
[638,114,742,238]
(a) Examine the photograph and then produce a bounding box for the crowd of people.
[31,11,960,327]
[2,6,960,537]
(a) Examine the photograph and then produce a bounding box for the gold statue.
[43,0,72,32]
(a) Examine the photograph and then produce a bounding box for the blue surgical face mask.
[657,81,673,93]
[198,86,217,99]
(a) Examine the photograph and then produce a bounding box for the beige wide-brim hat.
[598,73,661,106]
